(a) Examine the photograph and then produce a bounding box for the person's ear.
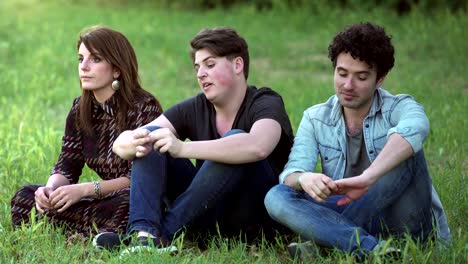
[113,67,121,79]
[233,57,244,75]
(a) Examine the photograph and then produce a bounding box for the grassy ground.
[0,0,466,263]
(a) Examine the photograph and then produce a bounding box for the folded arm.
[334,129,415,205]
[334,96,429,205]
[281,111,319,183]
[44,175,130,213]
[162,118,282,164]
[279,112,339,202]
[113,115,176,160]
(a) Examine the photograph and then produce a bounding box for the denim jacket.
[280,88,451,242]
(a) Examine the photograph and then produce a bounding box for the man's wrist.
[362,168,379,186]
[297,173,304,186]
[178,141,189,159]
[285,172,304,190]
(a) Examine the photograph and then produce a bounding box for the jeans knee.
[132,147,166,168]
[264,185,291,220]
[223,129,246,137]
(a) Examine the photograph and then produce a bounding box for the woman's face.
[78,43,118,92]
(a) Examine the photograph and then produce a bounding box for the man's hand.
[333,133,415,206]
[113,129,155,159]
[133,129,155,158]
[333,173,375,206]
[49,185,85,213]
[298,173,338,203]
[34,186,54,213]
[149,128,184,158]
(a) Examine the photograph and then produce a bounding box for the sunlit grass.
[0,0,466,263]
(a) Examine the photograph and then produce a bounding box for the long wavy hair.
[76,25,162,136]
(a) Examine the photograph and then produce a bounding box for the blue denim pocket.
[318,143,342,176]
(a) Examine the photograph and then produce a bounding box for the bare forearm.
[98,177,130,196]
[181,134,269,164]
[364,133,414,184]
[78,176,130,198]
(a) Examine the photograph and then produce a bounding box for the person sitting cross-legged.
[264,22,450,259]
[10,25,162,236]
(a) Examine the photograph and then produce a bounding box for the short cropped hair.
[328,22,395,80]
[190,27,250,80]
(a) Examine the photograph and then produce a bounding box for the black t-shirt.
[163,85,294,176]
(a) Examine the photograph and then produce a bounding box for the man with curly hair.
[264,22,450,258]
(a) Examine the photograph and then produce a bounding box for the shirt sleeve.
[386,95,430,154]
[51,99,85,184]
[129,97,163,130]
[279,110,319,183]
[250,92,288,125]
[163,97,197,140]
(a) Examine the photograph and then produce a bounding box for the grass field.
[0,0,466,263]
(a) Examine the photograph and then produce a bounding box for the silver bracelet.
[93,181,102,199]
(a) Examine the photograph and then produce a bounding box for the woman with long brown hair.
[11,25,162,236]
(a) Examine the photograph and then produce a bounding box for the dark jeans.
[127,127,278,241]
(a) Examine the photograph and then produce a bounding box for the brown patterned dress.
[11,94,161,236]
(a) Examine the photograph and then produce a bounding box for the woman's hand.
[34,186,54,213]
[49,184,87,213]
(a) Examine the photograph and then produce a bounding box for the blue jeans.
[127,127,278,240]
[264,150,433,254]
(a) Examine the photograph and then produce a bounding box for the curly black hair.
[328,22,395,80]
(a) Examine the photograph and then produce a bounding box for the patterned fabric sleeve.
[51,98,85,184]
[131,96,162,129]
[122,96,162,179]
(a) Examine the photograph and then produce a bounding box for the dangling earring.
[111,79,120,91]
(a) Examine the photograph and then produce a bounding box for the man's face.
[193,48,237,103]
[334,52,384,112]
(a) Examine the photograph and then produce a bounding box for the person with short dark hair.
[264,22,450,259]
[10,25,162,236]
[94,27,294,255]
